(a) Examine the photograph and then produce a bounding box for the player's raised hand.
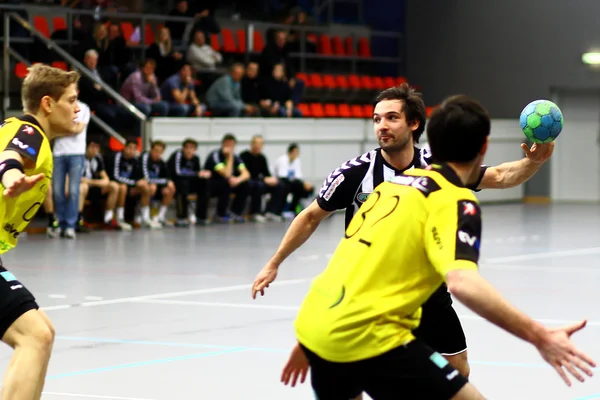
[251,264,278,299]
[521,141,554,164]
[535,319,596,386]
[281,342,309,387]
[3,173,44,198]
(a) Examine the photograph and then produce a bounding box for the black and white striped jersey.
[316,144,487,228]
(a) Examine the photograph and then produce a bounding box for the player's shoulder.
[326,149,375,179]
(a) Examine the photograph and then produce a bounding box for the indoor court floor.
[0,203,599,400]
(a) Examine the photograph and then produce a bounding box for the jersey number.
[344,190,400,246]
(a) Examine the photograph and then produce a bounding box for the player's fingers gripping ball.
[520,100,563,143]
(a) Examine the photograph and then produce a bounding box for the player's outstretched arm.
[251,200,333,299]
[446,269,595,386]
[477,142,554,189]
[0,150,44,198]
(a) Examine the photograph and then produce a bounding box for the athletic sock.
[158,205,167,221]
[104,210,114,224]
[116,207,125,221]
[141,206,150,221]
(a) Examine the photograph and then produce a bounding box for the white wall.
[148,117,528,203]
[551,90,600,202]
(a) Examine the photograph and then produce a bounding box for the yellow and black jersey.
[294,163,482,363]
[0,115,52,253]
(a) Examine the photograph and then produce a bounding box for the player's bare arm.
[446,268,595,386]
[86,170,110,188]
[477,142,554,189]
[0,150,44,198]
[252,200,333,298]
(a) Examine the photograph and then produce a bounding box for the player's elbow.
[445,269,478,303]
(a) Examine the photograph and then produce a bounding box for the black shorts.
[153,184,166,201]
[0,259,39,339]
[87,186,106,202]
[300,338,468,400]
[412,284,467,356]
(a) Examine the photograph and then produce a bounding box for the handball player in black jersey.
[252,83,554,391]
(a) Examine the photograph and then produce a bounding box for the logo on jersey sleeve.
[391,175,441,197]
[322,173,345,201]
[5,124,43,162]
[318,151,372,199]
[356,192,371,203]
[455,200,482,263]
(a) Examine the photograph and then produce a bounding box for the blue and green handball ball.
[519,100,563,143]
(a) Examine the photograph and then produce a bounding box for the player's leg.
[174,178,191,226]
[136,180,160,228]
[63,155,85,238]
[32,310,54,400]
[211,179,231,222]
[264,181,285,221]
[100,181,120,227]
[51,156,68,234]
[230,181,250,222]
[194,178,211,225]
[155,184,174,225]
[76,180,91,233]
[43,182,59,238]
[0,263,55,400]
[299,344,363,400]
[115,183,133,230]
[412,286,471,378]
[361,339,474,400]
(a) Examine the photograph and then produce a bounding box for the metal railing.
[0,3,404,76]
[1,9,150,147]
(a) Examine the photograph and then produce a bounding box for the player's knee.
[118,183,128,193]
[4,310,55,354]
[109,181,119,193]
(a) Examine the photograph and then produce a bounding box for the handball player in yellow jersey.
[281,95,595,399]
[0,63,80,399]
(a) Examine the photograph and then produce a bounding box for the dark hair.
[182,138,197,148]
[151,140,166,150]
[222,133,237,143]
[288,143,299,153]
[125,137,138,147]
[426,95,490,163]
[374,83,427,143]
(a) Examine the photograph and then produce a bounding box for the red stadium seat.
[120,22,134,41]
[344,37,355,56]
[335,75,350,89]
[350,105,364,118]
[383,76,397,88]
[297,103,311,117]
[348,75,361,89]
[372,76,386,90]
[51,61,68,71]
[52,16,67,32]
[332,36,345,56]
[359,76,375,90]
[144,24,155,45]
[307,73,324,88]
[33,16,50,38]
[296,72,309,86]
[324,103,339,117]
[363,104,373,118]
[358,37,371,57]
[210,34,221,51]
[253,31,265,52]
[397,76,407,85]
[338,104,352,118]
[322,75,336,89]
[236,29,246,53]
[14,63,28,79]
[310,103,325,118]
[318,35,333,55]
[221,29,237,53]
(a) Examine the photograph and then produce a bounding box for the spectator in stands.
[189,0,221,38]
[50,15,85,43]
[241,62,265,115]
[77,23,115,80]
[205,63,258,117]
[204,134,251,223]
[260,63,302,117]
[240,135,285,222]
[259,29,304,104]
[78,49,131,131]
[106,138,161,229]
[107,22,136,79]
[140,140,176,227]
[121,59,169,118]
[165,0,194,43]
[187,30,223,74]
[51,100,91,239]
[145,27,183,83]
[167,138,212,227]
[160,63,205,117]
[273,143,313,215]
[82,138,122,230]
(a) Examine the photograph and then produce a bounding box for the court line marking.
[41,279,308,312]
[46,347,246,380]
[53,335,591,371]
[42,392,156,400]
[130,299,600,327]
[484,247,600,264]
[575,395,600,400]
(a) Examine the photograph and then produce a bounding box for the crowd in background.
[45,99,315,238]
